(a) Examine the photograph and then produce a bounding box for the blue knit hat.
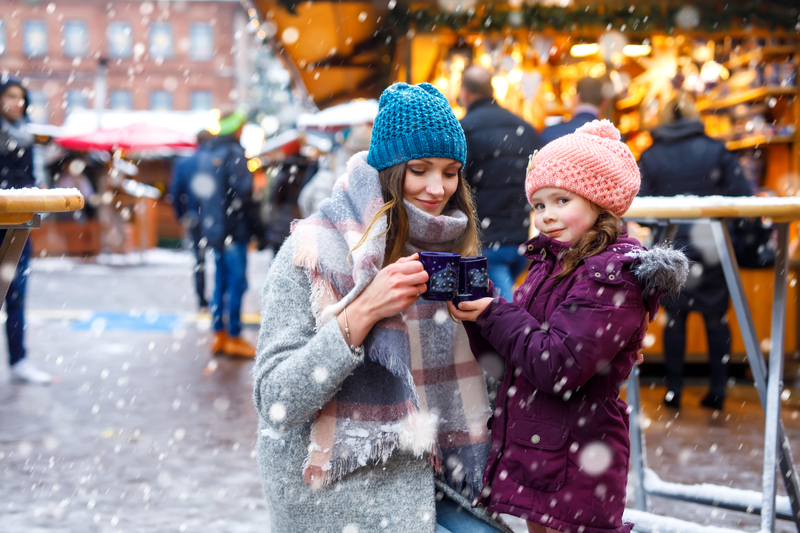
[367,82,466,171]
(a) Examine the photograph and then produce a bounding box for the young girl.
[449,120,688,533]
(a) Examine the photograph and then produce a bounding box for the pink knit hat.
[525,119,640,216]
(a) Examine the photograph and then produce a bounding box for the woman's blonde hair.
[352,162,480,266]
[659,92,700,124]
[552,207,623,281]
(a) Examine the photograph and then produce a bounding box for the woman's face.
[530,187,599,243]
[403,158,461,216]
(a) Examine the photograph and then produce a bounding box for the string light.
[570,43,599,57]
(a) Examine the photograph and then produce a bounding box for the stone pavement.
[1,249,270,533]
[0,247,798,532]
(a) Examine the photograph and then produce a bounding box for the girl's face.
[403,158,461,216]
[530,187,599,243]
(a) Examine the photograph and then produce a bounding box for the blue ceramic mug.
[454,256,490,305]
[418,252,460,301]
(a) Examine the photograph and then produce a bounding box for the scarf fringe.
[304,408,442,491]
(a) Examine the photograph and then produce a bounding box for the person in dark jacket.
[266,148,318,252]
[459,66,541,298]
[193,109,259,358]
[540,76,606,145]
[0,77,51,383]
[450,121,688,533]
[171,130,213,311]
[639,94,753,411]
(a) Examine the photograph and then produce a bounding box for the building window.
[0,21,6,56]
[150,90,172,110]
[110,90,133,110]
[27,89,49,124]
[107,21,132,59]
[149,22,173,59]
[190,90,212,111]
[66,89,89,111]
[189,22,213,61]
[23,20,48,58]
[63,20,88,58]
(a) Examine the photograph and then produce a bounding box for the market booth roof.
[248,0,799,109]
[56,123,198,152]
[250,0,390,108]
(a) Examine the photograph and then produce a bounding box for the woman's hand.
[337,253,429,347]
[447,297,494,322]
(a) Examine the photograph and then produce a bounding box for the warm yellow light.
[623,44,652,57]
[250,19,259,28]
[720,67,730,81]
[491,76,509,100]
[508,69,523,83]
[451,55,466,71]
[589,62,607,78]
[570,43,599,57]
[511,50,523,62]
[206,109,221,135]
[477,53,493,69]
[247,158,262,172]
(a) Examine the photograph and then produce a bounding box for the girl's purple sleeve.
[463,295,507,381]
[477,290,644,396]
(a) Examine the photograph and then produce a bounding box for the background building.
[0,0,251,125]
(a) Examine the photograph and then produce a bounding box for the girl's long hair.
[352,162,480,267]
[552,208,622,281]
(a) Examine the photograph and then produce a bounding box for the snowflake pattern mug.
[454,256,490,305]
[418,252,460,301]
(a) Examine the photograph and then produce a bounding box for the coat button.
[594,272,601,277]
[531,435,541,444]
[528,245,534,251]
[608,274,615,280]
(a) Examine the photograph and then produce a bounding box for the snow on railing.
[624,509,754,533]
[643,468,794,517]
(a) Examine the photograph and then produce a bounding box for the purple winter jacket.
[465,231,688,533]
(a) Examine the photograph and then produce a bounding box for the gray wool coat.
[253,235,513,533]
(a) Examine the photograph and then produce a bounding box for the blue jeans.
[482,244,529,300]
[3,235,31,366]
[212,241,248,337]
[189,220,208,309]
[436,495,502,533]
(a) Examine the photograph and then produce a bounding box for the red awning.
[56,123,198,151]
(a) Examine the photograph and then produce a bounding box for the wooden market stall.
[249,0,800,366]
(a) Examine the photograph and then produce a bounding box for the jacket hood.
[627,244,689,293]
[0,76,29,119]
[651,119,705,143]
[588,241,689,320]
[523,232,689,319]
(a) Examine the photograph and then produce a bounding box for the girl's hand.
[338,253,429,346]
[447,297,494,322]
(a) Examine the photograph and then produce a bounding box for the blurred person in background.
[51,154,96,222]
[193,109,260,358]
[265,139,318,252]
[638,93,752,411]
[298,124,372,218]
[0,76,51,383]
[171,130,214,311]
[459,65,541,299]
[540,76,606,145]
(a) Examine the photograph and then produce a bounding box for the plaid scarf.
[291,152,491,497]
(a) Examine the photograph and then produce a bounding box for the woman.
[253,83,511,532]
[638,93,753,411]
